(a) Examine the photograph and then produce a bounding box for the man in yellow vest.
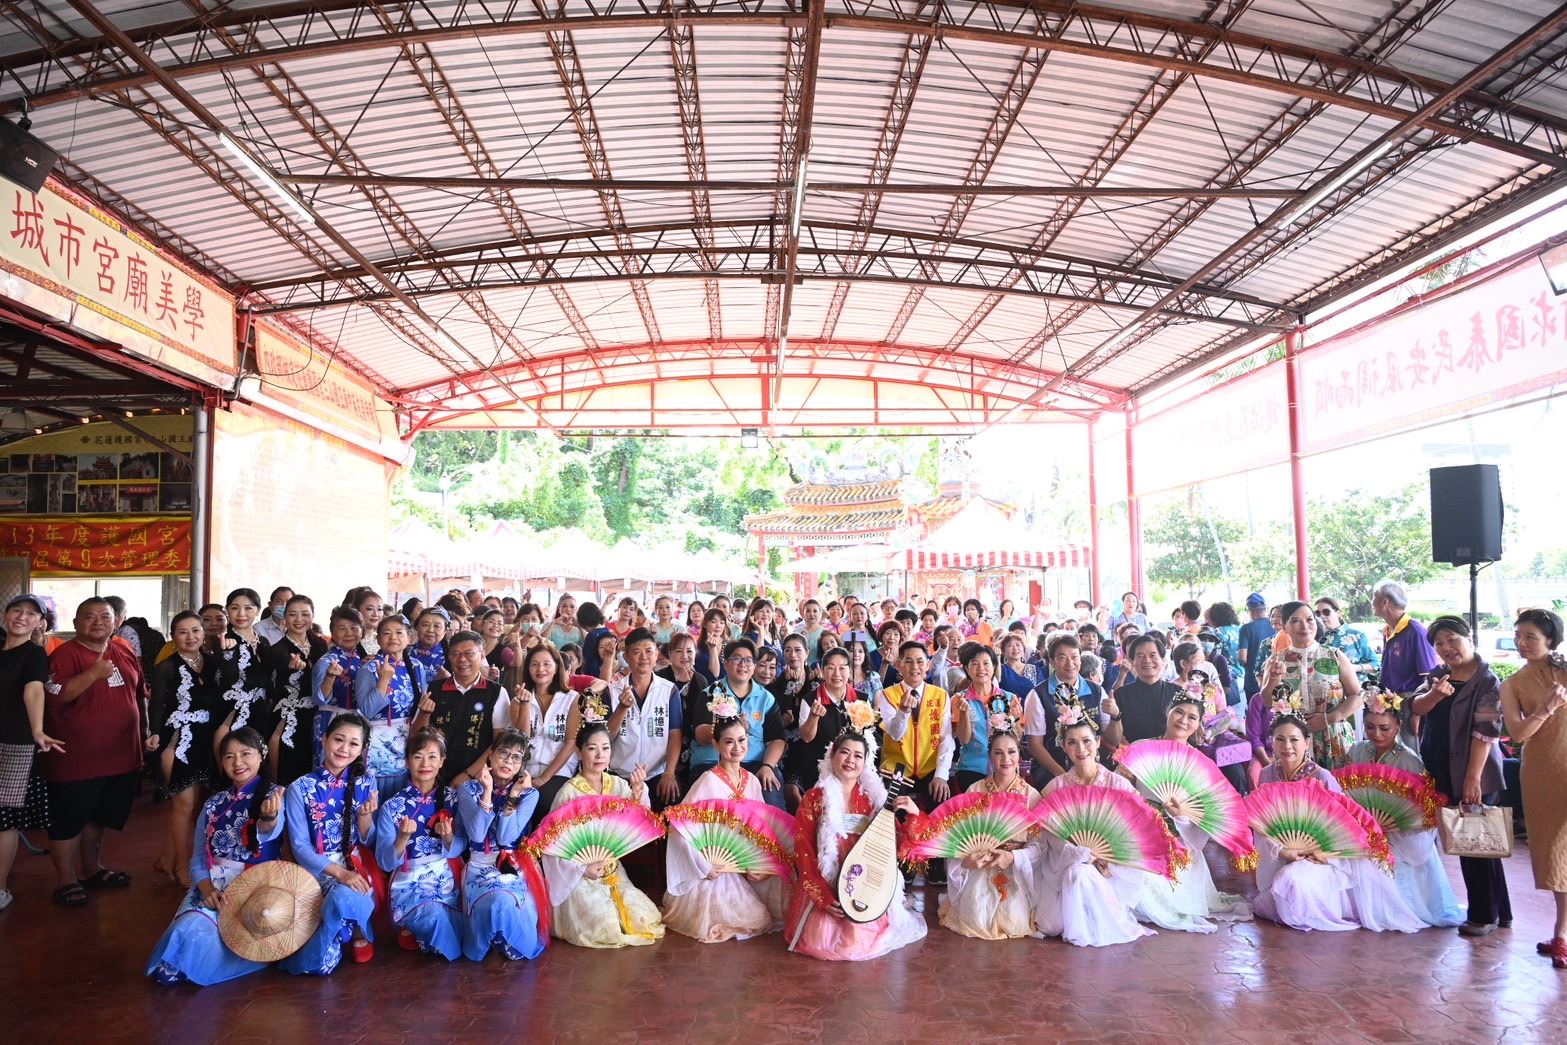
[876,640,958,885]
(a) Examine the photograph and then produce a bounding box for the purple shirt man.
[1372,581,1438,694]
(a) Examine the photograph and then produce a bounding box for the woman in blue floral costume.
[146,727,286,985]
[456,727,549,960]
[375,727,467,960]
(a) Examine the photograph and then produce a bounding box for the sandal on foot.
[1538,937,1563,956]
[52,882,88,907]
[82,868,132,889]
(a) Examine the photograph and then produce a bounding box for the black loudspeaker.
[1430,465,1503,565]
[0,119,58,194]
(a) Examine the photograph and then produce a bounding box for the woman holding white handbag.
[1411,616,1511,938]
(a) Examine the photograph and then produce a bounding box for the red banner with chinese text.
[1298,256,1567,453]
[0,515,191,576]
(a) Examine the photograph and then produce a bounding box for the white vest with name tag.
[610,674,678,777]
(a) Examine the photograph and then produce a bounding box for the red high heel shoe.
[350,937,374,964]
[397,928,417,952]
[1551,939,1567,970]
[1538,937,1562,956]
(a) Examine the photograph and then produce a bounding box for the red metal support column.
[1086,414,1103,608]
[1124,400,1143,600]
[1284,326,1310,599]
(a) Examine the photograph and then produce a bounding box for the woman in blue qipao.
[354,615,428,798]
[375,727,467,960]
[456,727,550,961]
[408,608,449,683]
[310,607,365,767]
[146,727,286,985]
[281,711,381,973]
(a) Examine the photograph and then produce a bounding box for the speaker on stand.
[1429,464,1503,636]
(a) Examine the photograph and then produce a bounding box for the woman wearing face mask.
[265,595,327,786]
[540,722,662,948]
[375,727,467,960]
[146,727,286,985]
[1252,701,1421,933]
[662,709,782,942]
[281,712,381,973]
[785,728,926,961]
[1120,692,1253,934]
[456,728,546,961]
[1343,686,1463,929]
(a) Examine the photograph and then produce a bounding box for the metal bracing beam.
[669,5,723,342]
[877,33,1050,347]
[243,225,1293,330]
[243,216,1289,311]
[998,0,1456,372]
[387,337,1121,407]
[766,0,824,400]
[937,0,1260,358]
[227,45,552,408]
[9,2,1567,169]
[369,0,600,357]
[47,0,506,411]
[531,0,661,347]
[985,3,1567,426]
[816,1,934,345]
[270,172,1307,196]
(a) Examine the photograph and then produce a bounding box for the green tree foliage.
[1146,501,1246,597]
[1307,484,1441,617]
[1155,484,1442,617]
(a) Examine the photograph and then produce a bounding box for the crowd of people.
[0,580,1564,981]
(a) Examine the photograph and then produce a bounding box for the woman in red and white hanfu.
[785,724,927,961]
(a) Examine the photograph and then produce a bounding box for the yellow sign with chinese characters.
[0,181,236,388]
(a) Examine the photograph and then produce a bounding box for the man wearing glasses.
[686,639,787,808]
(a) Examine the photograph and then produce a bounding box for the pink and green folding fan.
[663,799,792,876]
[527,795,664,864]
[1032,786,1191,881]
[1117,739,1254,861]
[901,792,1036,862]
[1245,781,1389,869]
[1333,763,1446,832]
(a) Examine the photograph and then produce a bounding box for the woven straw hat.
[217,862,322,963]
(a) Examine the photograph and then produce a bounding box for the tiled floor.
[4,798,1564,1044]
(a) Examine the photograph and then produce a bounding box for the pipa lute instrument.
[836,766,910,924]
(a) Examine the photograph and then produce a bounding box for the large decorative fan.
[1117,739,1254,860]
[901,792,1037,861]
[747,801,798,859]
[1032,786,1190,881]
[1333,763,1446,832]
[527,795,664,864]
[663,799,792,876]
[1245,781,1390,870]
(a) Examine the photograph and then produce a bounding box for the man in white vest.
[608,627,684,809]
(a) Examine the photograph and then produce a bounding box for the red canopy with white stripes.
[901,500,1083,572]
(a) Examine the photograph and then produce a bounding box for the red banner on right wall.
[1298,255,1567,454]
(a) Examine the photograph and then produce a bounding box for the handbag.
[1438,804,1514,859]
